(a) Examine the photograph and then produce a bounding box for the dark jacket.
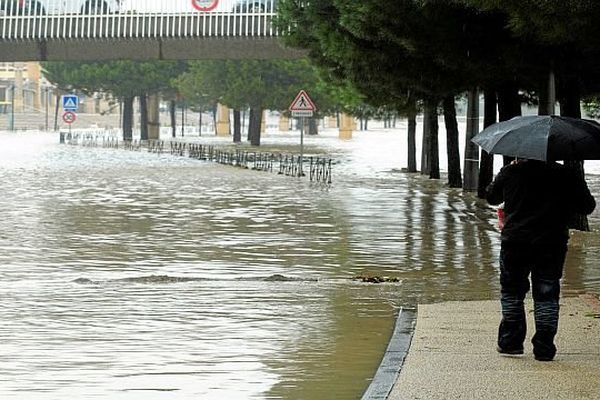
[486,160,596,244]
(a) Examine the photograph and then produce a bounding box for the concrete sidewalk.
[388,296,600,400]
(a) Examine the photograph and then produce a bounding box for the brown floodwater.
[0,130,598,399]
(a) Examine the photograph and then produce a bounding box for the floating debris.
[72,274,319,285]
[260,274,318,282]
[352,275,400,284]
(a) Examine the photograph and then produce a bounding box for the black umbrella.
[471,115,600,161]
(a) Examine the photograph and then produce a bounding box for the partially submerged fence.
[62,131,333,184]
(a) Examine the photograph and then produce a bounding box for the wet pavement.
[388,296,600,400]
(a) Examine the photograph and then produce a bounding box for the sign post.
[61,95,78,139]
[289,90,317,177]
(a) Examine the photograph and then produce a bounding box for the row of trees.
[275,0,600,228]
[42,59,368,146]
[275,1,599,181]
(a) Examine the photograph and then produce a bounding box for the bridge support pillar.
[339,113,355,140]
[279,115,290,132]
[216,104,230,137]
[14,62,24,112]
[27,62,42,111]
[328,115,338,128]
[147,94,160,140]
[261,110,267,133]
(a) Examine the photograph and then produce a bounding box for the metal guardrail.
[0,0,278,40]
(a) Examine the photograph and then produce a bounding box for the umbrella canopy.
[471,115,600,161]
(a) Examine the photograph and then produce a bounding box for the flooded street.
[1,127,599,399]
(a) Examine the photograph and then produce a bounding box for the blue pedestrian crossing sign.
[62,95,79,111]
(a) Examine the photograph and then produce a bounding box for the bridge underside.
[0,37,305,62]
[0,14,306,61]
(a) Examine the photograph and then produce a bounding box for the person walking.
[486,159,595,361]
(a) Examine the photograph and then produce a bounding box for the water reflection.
[0,131,598,399]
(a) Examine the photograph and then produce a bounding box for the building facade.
[0,62,46,113]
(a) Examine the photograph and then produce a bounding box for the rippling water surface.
[1,129,599,399]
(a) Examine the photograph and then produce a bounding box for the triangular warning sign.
[289,90,316,112]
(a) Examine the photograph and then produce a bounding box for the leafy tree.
[278,0,600,195]
[175,60,338,145]
[43,61,185,140]
[276,0,500,185]
[459,0,600,229]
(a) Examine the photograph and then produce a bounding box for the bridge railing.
[0,0,279,40]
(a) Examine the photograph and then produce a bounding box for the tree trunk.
[538,78,550,115]
[478,89,497,198]
[233,109,242,143]
[407,109,417,173]
[443,95,461,187]
[249,107,263,146]
[426,98,440,180]
[559,79,580,118]
[559,78,589,231]
[247,109,254,141]
[170,100,176,138]
[547,70,557,115]
[498,83,522,165]
[53,89,61,131]
[139,94,148,141]
[181,105,185,137]
[360,117,368,130]
[421,106,431,175]
[122,96,134,141]
[463,89,480,191]
[213,104,218,135]
[308,118,318,135]
[147,94,160,140]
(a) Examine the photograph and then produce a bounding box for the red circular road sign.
[62,111,76,124]
[191,0,219,12]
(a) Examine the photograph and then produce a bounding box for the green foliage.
[458,0,600,45]
[276,0,600,109]
[174,60,343,115]
[458,0,600,97]
[276,0,510,109]
[42,61,186,99]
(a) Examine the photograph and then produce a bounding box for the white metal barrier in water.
[0,0,278,40]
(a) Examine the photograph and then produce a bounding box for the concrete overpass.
[0,0,305,61]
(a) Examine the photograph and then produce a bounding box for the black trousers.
[498,241,567,357]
